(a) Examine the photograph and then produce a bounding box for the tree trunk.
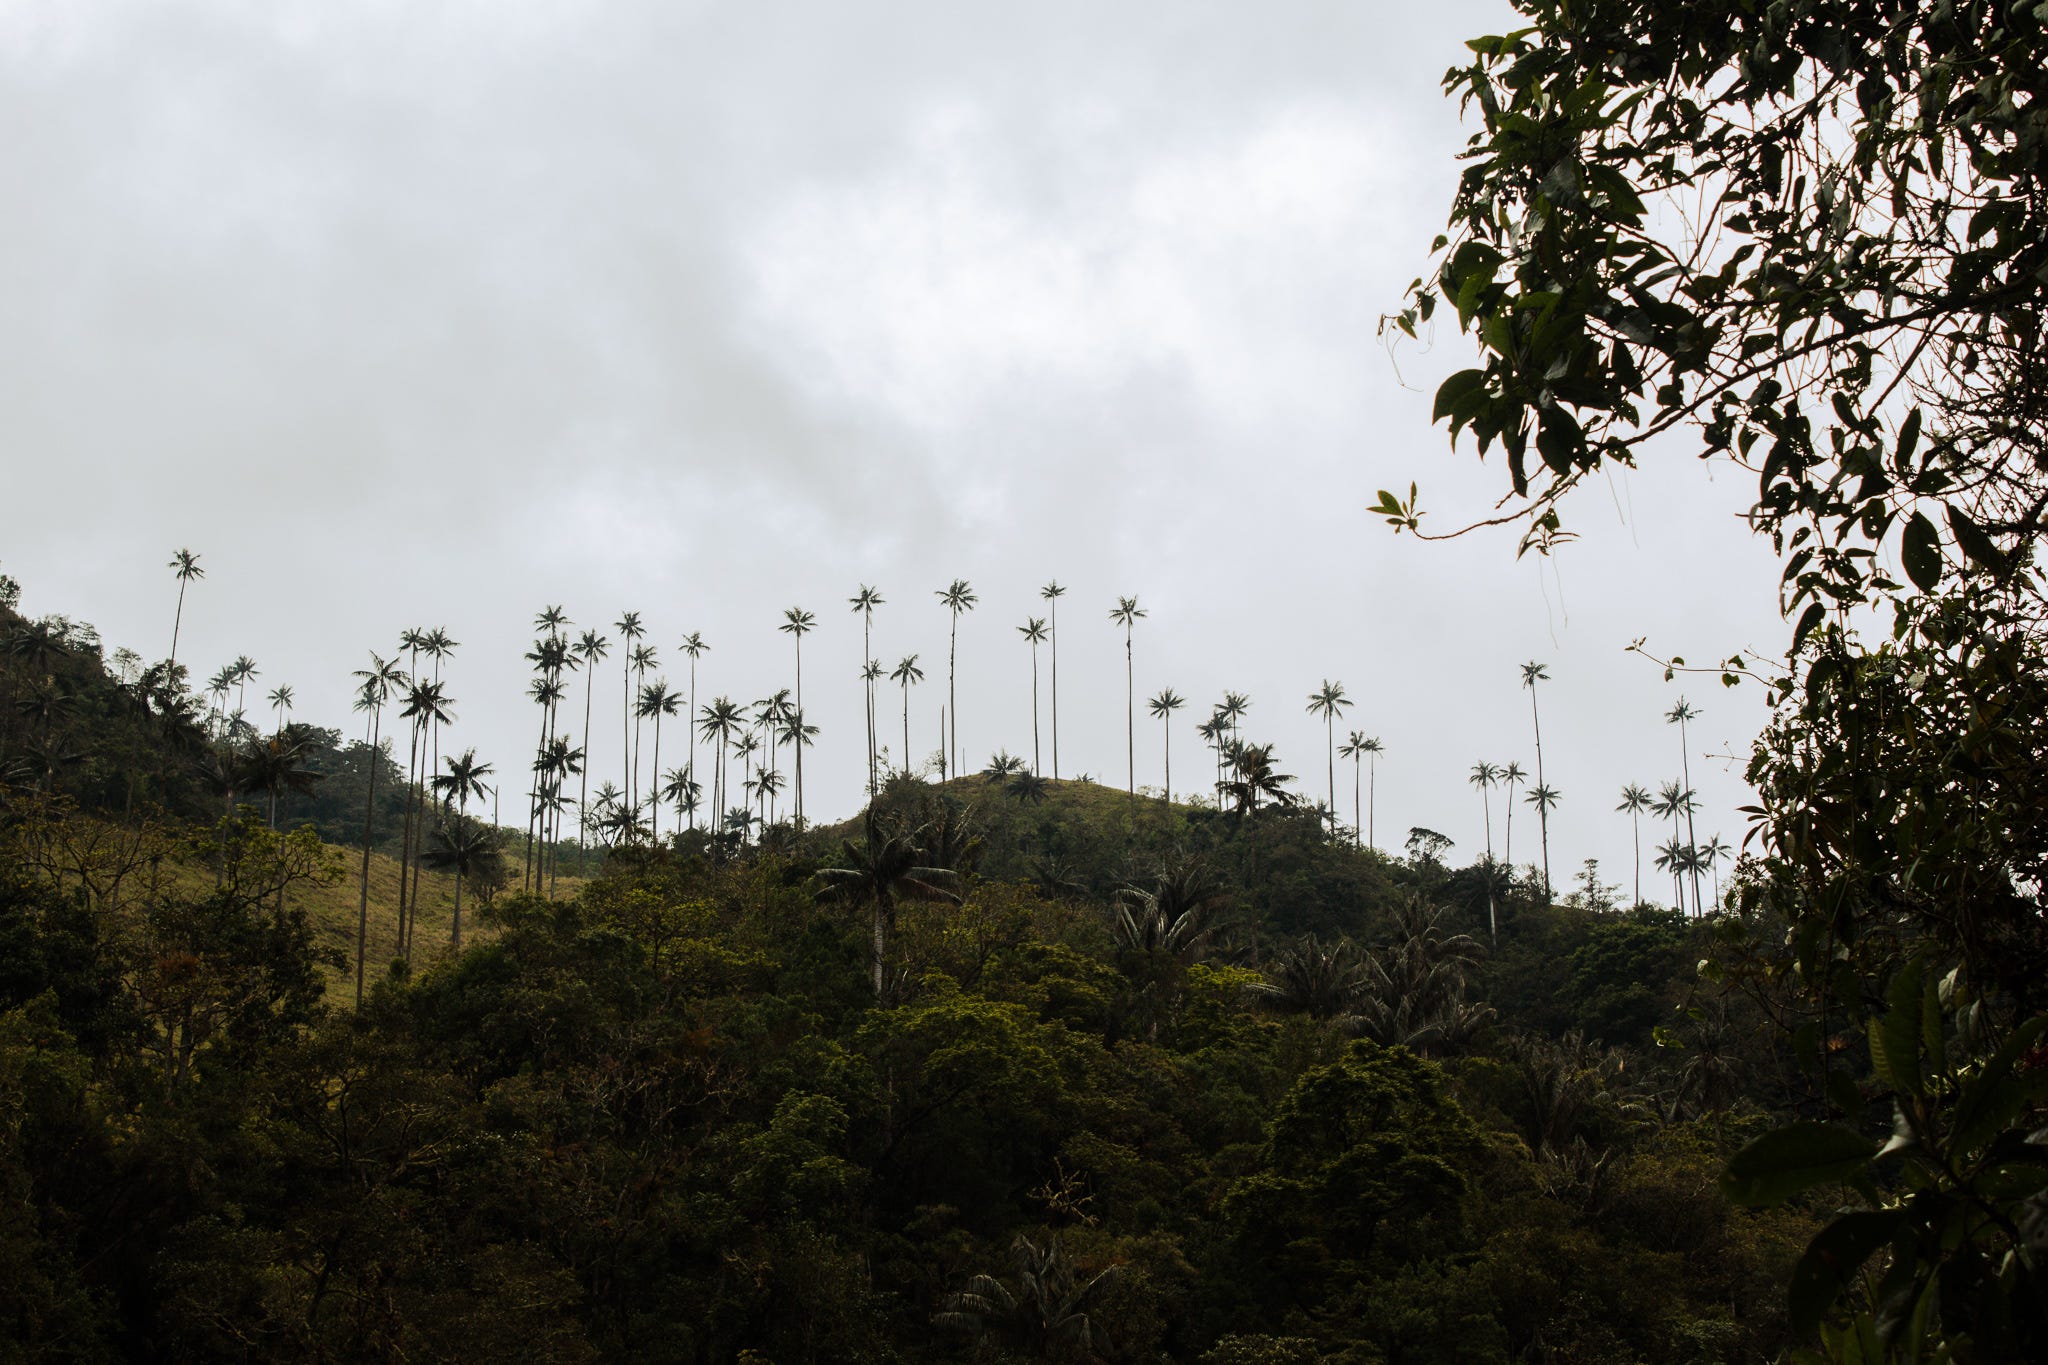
[356,712,382,1006]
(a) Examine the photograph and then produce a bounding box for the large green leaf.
[1723,1121,1878,1207]
[1789,1210,1903,1338]
[1900,512,1942,592]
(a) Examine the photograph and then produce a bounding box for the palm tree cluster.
[1612,698,1728,916]
[1251,896,1494,1052]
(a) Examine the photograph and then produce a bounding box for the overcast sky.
[2,0,1788,898]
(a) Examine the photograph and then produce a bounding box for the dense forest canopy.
[2,0,2045,1361]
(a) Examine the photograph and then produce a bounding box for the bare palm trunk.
[1352,757,1361,848]
[1678,716,1701,916]
[946,617,958,780]
[1631,808,1642,906]
[1367,754,1376,850]
[1162,713,1172,804]
[793,637,804,824]
[649,715,663,838]
[1325,716,1336,837]
[686,659,698,832]
[1030,643,1041,775]
[1124,627,1134,803]
[170,581,188,669]
[579,665,595,870]
[355,710,382,1006]
[1048,599,1060,780]
[1529,683,1551,899]
[862,616,875,797]
[901,684,911,779]
[397,717,421,959]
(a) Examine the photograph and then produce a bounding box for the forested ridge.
[2,575,1812,1362]
[6,0,2048,1358]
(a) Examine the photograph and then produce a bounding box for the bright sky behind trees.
[0,0,1781,885]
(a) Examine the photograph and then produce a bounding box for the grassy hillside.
[155,821,586,999]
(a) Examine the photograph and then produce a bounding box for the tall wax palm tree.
[422,628,457,800]
[697,697,744,845]
[1109,596,1147,801]
[413,629,459,926]
[1337,731,1370,846]
[523,672,566,891]
[1616,783,1652,907]
[1352,735,1383,850]
[891,655,923,778]
[1018,617,1048,775]
[629,642,658,799]
[1040,581,1065,779]
[615,611,644,794]
[1500,760,1526,865]
[1651,780,1698,913]
[350,652,406,1006]
[731,731,761,843]
[1199,713,1228,808]
[777,709,817,819]
[817,811,963,994]
[661,768,699,837]
[572,629,609,861]
[936,580,978,779]
[1654,837,1697,910]
[1306,680,1353,838]
[1524,783,1562,892]
[849,586,884,794]
[396,679,454,956]
[1698,833,1730,911]
[679,631,707,827]
[1521,661,1554,896]
[167,549,203,669]
[267,684,294,732]
[779,607,816,823]
[1666,698,1704,915]
[1147,688,1185,804]
[860,659,884,794]
[423,821,501,952]
[230,655,259,718]
[1469,760,1501,859]
[431,749,493,949]
[637,680,680,832]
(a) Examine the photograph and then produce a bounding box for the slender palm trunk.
[793,637,804,824]
[1504,791,1515,867]
[169,581,188,668]
[1048,601,1060,780]
[1352,757,1361,848]
[1367,755,1377,850]
[451,795,467,951]
[1479,785,1493,860]
[1123,627,1134,801]
[622,657,632,810]
[862,616,875,797]
[686,660,698,832]
[355,710,382,1006]
[872,894,889,995]
[579,665,595,869]
[397,717,421,957]
[901,684,912,778]
[1325,717,1336,837]
[1678,717,1701,916]
[649,715,663,837]
[632,668,645,804]
[1162,713,1172,805]
[1029,644,1041,775]
[1630,808,1642,906]
[947,616,959,780]
[1529,684,1551,898]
